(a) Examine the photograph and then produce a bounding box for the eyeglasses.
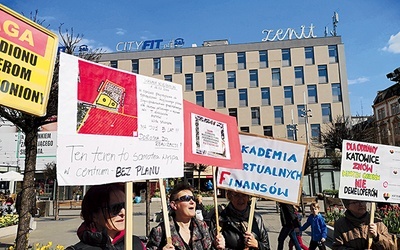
[103,202,125,216]
[230,193,248,199]
[348,201,366,206]
[174,195,195,202]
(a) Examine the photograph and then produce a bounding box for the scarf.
[225,202,250,232]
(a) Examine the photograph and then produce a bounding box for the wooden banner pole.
[367,202,376,249]
[159,178,172,244]
[125,182,133,249]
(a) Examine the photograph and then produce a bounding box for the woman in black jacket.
[66,183,145,250]
[210,190,270,250]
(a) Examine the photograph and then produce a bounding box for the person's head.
[310,202,320,215]
[342,199,367,218]
[81,183,125,238]
[226,190,250,212]
[169,183,196,220]
[195,194,203,204]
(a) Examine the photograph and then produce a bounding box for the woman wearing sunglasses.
[210,190,270,250]
[66,183,145,250]
[147,183,225,249]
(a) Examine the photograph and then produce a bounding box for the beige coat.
[332,210,395,250]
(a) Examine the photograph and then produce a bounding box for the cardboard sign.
[217,133,307,204]
[0,4,58,116]
[339,140,400,203]
[57,53,184,185]
[184,100,242,169]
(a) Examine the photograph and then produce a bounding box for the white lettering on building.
[261,24,317,42]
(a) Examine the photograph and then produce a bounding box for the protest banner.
[184,100,242,169]
[0,4,58,116]
[56,53,184,185]
[217,133,307,205]
[339,139,400,203]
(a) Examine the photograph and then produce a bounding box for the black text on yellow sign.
[0,4,58,116]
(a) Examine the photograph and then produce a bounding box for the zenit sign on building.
[0,4,58,116]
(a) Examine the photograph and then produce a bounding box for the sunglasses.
[174,195,195,202]
[103,202,125,216]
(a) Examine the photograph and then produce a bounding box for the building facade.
[373,82,400,146]
[99,36,351,157]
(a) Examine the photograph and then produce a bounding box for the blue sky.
[4,1,400,116]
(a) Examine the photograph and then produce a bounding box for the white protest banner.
[217,133,307,205]
[57,53,184,185]
[339,140,400,203]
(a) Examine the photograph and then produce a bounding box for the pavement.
[0,199,333,249]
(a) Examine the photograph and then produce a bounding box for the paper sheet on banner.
[339,140,400,203]
[217,134,307,204]
[56,53,184,185]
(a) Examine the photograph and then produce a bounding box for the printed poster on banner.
[184,100,242,169]
[217,133,307,205]
[339,140,400,203]
[57,53,184,186]
[0,5,58,116]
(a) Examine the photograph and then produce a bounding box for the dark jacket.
[280,203,300,228]
[210,203,270,250]
[147,215,215,250]
[66,223,145,250]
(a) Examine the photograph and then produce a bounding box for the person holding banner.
[66,183,145,250]
[147,183,225,250]
[210,190,270,250]
[332,199,395,250]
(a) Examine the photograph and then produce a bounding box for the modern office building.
[99,35,351,157]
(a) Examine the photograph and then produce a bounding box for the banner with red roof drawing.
[57,53,184,185]
[183,100,242,169]
[339,140,400,203]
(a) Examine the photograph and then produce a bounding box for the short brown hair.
[310,202,319,209]
[169,182,193,202]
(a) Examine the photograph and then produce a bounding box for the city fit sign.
[0,4,58,116]
[116,38,184,52]
[261,24,316,42]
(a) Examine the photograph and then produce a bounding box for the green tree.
[0,11,103,248]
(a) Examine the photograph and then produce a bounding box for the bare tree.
[0,11,103,248]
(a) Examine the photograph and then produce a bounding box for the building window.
[263,126,273,137]
[261,87,270,106]
[251,107,260,125]
[332,83,342,102]
[329,45,338,63]
[216,53,225,71]
[274,106,284,125]
[196,91,204,107]
[228,108,238,122]
[164,75,172,82]
[393,120,400,143]
[311,124,321,143]
[378,123,389,144]
[239,89,248,107]
[238,52,246,70]
[174,56,182,74]
[195,55,203,72]
[217,90,226,108]
[308,85,318,103]
[297,105,306,124]
[185,74,193,91]
[259,50,268,68]
[284,86,294,105]
[153,58,161,74]
[240,127,250,133]
[227,71,236,89]
[249,69,258,87]
[206,72,215,90]
[287,125,295,140]
[131,59,139,73]
[110,60,118,68]
[321,103,332,123]
[272,68,281,86]
[391,102,400,115]
[377,108,386,120]
[294,66,304,85]
[318,65,328,83]
[305,47,314,65]
[282,48,291,67]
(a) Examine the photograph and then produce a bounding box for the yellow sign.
[0,4,58,116]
